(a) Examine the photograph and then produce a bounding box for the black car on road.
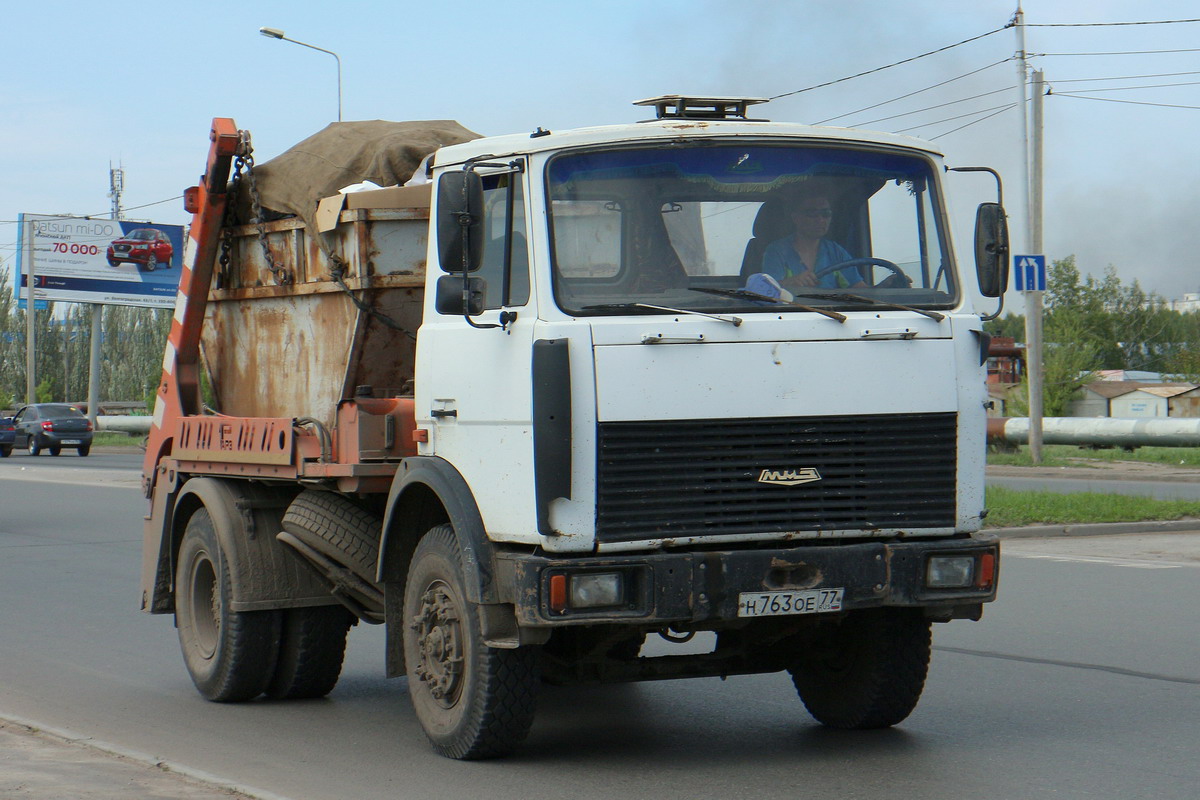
[0,416,14,457]
[12,404,94,456]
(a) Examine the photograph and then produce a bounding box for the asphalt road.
[1,457,1197,799]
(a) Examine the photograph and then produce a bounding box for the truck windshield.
[546,143,957,316]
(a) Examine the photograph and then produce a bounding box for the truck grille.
[595,413,957,543]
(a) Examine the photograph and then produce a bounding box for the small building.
[1109,384,1200,418]
[1066,381,1143,417]
[986,337,1024,384]
[987,383,1020,417]
[1092,369,1164,383]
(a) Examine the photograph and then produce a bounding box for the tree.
[1044,256,1179,372]
[0,267,170,408]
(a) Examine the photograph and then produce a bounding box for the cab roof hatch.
[634,95,770,122]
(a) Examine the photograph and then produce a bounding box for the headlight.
[570,572,624,608]
[926,555,975,588]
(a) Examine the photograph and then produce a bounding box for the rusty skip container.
[202,191,430,426]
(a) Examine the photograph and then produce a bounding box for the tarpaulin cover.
[232,119,480,234]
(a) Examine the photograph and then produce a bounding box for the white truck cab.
[417,96,1007,559]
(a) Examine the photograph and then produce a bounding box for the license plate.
[737,588,844,618]
[60,439,81,445]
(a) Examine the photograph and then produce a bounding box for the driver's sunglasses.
[797,208,833,218]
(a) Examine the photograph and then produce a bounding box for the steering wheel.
[814,257,910,287]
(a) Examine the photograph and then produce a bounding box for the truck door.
[418,165,538,540]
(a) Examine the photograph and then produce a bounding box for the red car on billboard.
[107,228,174,271]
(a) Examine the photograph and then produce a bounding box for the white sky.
[2,0,1198,303]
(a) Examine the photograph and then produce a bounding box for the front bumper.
[498,534,999,627]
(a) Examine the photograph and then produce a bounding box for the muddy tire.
[788,608,931,729]
[175,508,281,702]
[403,524,538,759]
[265,606,355,700]
[282,491,381,583]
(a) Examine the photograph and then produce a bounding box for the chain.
[238,152,293,285]
[327,254,416,340]
[216,160,242,289]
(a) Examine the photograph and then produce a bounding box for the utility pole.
[88,166,123,425]
[1013,3,1044,462]
[1027,70,1046,461]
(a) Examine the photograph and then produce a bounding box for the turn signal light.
[549,574,568,613]
[977,552,997,589]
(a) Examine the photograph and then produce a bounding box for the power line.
[814,58,1013,125]
[1035,48,1200,56]
[0,196,183,228]
[894,102,1017,134]
[1053,93,1200,110]
[1054,70,1200,83]
[770,25,1011,101]
[854,86,1013,127]
[1026,18,1200,27]
[1058,80,1200,93]
[929,104,1018,140]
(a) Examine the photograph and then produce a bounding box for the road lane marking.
[1006,552,1190,569]
[936,646,1200,686]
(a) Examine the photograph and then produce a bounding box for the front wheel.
[788,608,931,729]
[403,524,538,759]
[0,445,10,457]
[144,254,158,272]
[175,508,281,702]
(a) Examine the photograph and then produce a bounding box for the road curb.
[0,710,291,800]
[988,519,1200,539]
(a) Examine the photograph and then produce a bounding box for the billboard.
[15,214,186,308]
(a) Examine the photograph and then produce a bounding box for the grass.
[92,431,144,448]
[987,443,1200,469]
[984,486,1200,528]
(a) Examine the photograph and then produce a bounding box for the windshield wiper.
[788,291,945,322]
[687,287,847,323]
[581,302,742,327]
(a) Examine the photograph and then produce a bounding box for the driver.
[761,188,866,290]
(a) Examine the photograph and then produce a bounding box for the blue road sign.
[1014,254,1046,292]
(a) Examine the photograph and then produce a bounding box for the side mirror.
[974,202,1009,298]
[434,275,486,315]
[437,170,485,273]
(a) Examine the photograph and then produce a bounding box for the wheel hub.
[410,582,464,707]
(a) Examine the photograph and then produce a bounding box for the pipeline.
[988,417,1200,447]
[95,415,153,435]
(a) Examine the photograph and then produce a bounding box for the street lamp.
[259,27,343,122]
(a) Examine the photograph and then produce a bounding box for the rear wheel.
[48,446,61,456]
[175,508,281,702]
[0,445,10,457]
[788,608,931,729]
[77,444,90,457]
[27,436,40,456]
[403,524,538,759]
[265,606,355,700]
